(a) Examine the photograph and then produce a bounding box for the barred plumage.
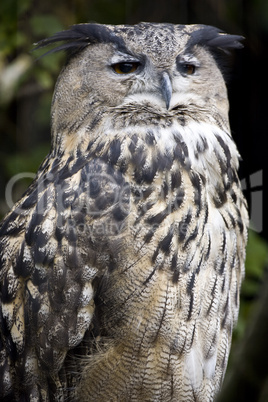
[0,22,248,401]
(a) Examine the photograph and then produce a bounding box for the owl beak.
[161,71,172,110]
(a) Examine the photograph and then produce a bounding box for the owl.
[0,22,248,401]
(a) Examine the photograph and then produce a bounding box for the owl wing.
[0,154,129,400]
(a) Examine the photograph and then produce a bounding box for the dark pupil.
[119,63,134,73]
[185,64,195,74]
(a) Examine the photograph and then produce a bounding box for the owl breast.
[75,111,247,401]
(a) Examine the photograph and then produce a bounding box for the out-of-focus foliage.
[243,231,268,298]
[0,1,64,106]
[0,0,142,216]
[0,0,68,216]
[233,230,268,341]
[223,230,268,383]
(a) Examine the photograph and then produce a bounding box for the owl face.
[102,43,225,111]
[54,27,223,107]
[42,23,243,151]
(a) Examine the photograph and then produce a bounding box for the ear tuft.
[34,23,126,58]
[187,25,244,53]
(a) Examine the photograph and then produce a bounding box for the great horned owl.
[0,23,248,401]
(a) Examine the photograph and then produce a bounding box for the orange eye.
[112,62,140,74]
[184,64,196,75]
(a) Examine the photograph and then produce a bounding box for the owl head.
[35,23,243,153]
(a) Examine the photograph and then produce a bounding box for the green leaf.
[34,69,54,89]
[245,230,268,280]
[4,144,50,177]
[30,15,64,37]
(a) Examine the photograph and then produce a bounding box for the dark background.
[0,0,267,400]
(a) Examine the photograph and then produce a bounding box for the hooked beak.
[161,71,172,110]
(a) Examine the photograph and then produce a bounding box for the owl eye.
[183,64,196,75]
[112,62,140,74]
[176,57,198,76]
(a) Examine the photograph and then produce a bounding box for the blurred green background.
[0,0,267,400]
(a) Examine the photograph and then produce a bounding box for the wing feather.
[0,155,129,400]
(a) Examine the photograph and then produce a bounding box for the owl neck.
[47,108,241,237]
[51,107,238,194]
[50,101,231,159]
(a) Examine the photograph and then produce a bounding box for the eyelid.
[176,55,200,77]
[109,54,143,77]
[112,62,141,74]
[176,55,200,67]
[109,53,140,65]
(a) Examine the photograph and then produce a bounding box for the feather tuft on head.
[34,23,127,58]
